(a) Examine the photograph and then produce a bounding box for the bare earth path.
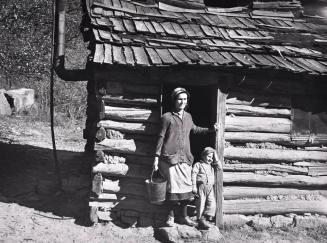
[1,115,327,243]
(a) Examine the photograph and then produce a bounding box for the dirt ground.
[1,115,327,243]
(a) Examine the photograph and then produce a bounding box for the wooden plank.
[94,44,105,63]
[224,186,327,200]
[145,48,163,65]
[155,48,177,64]
[112,45,126,64]
[123,19,136,33]
[102,94,157,107]
[170,22,186,36]
[103,44,113,64]
[99,120,159,135]
[181,23,197,37]
[196,50,215,64]
[160,22,178,36]
[224,200,327,215]
[104,106,160,123]
[168,49,190,64]
[133,20,149,33]
[225,132,291,144]
[182,49,199,63]
[224,172,327,187]
[227,104,291,117]
[123,46,134,66]
[308,167,327,176]
[144,21,156,34]
[105,82,160,96]
[224,147,327,163]
[207,51,231,65]
[226,92,291,108]
[214,88,227,227]
[252,10,294,18]
[131,46,150,66]
[224,163,308,174]
[151,21,166,35]
[225,116,292,133]
[109,17,125,32]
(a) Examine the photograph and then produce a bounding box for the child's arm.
[191,163,200,194]
[212,151,223,170]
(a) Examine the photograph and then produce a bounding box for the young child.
[192,147,222,229]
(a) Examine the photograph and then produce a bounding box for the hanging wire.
[50,0,62,190]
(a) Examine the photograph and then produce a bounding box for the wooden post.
[214,87,227,228]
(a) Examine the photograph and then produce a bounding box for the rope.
[50,0,62,190]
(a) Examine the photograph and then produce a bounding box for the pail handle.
[150,169,164,183]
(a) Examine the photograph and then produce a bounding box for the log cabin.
[63,0,327,226]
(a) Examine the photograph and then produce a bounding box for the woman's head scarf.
[171,87,190,103]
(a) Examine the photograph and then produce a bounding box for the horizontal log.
[227,104,291,117]
[225,116,292,133]
[92,162,152,179]
[308,167,327,176]
[95,139,155,156]
[102,94,158,107]
[226,92,291,108]
[89,197,168,214]
[294,162,326,167]
[225,132,291,144]
[224,163,308,174]
[99,120,159,135]
[97,180,327,201]
[224,186,327,200]
[93,162,327,187]
[104,106,160,123]
[106,82,160,95]
[105,129,157,142]
[224,200,327,215]
[224,172,327,187]
[224,147,327,162]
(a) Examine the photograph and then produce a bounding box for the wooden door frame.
[212,86,227,227]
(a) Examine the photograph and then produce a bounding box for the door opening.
[162,85,215,162]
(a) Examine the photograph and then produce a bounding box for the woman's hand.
[192,186,197,195]
[153,157,159,171]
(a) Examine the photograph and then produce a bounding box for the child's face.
[203,152,214,163]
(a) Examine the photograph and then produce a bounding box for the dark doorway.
[162,85,215,162]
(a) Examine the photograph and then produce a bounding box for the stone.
[5,88,35,112]
[156,224,224,243]
[295,215,327,228]
[223,214,248,228]
[270,215,294,228]
[0,89,12,116]
[201,226,224,243]
[247,215,272,228]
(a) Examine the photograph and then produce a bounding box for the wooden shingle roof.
[85,0,327,75]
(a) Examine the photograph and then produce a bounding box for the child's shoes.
[198,217,211,230]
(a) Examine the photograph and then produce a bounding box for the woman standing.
[153,87,216,227]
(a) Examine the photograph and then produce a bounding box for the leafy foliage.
[0,0,89,120]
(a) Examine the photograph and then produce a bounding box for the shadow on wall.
[0,142,93,226]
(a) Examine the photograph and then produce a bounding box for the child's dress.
[192,161,216,219]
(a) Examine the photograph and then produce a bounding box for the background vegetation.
[0,0,89,121]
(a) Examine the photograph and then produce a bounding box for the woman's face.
[174,92,188,111]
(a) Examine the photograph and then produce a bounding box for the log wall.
[89,81,166,226]
[87,83,327,226]
[223,91,327,217]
